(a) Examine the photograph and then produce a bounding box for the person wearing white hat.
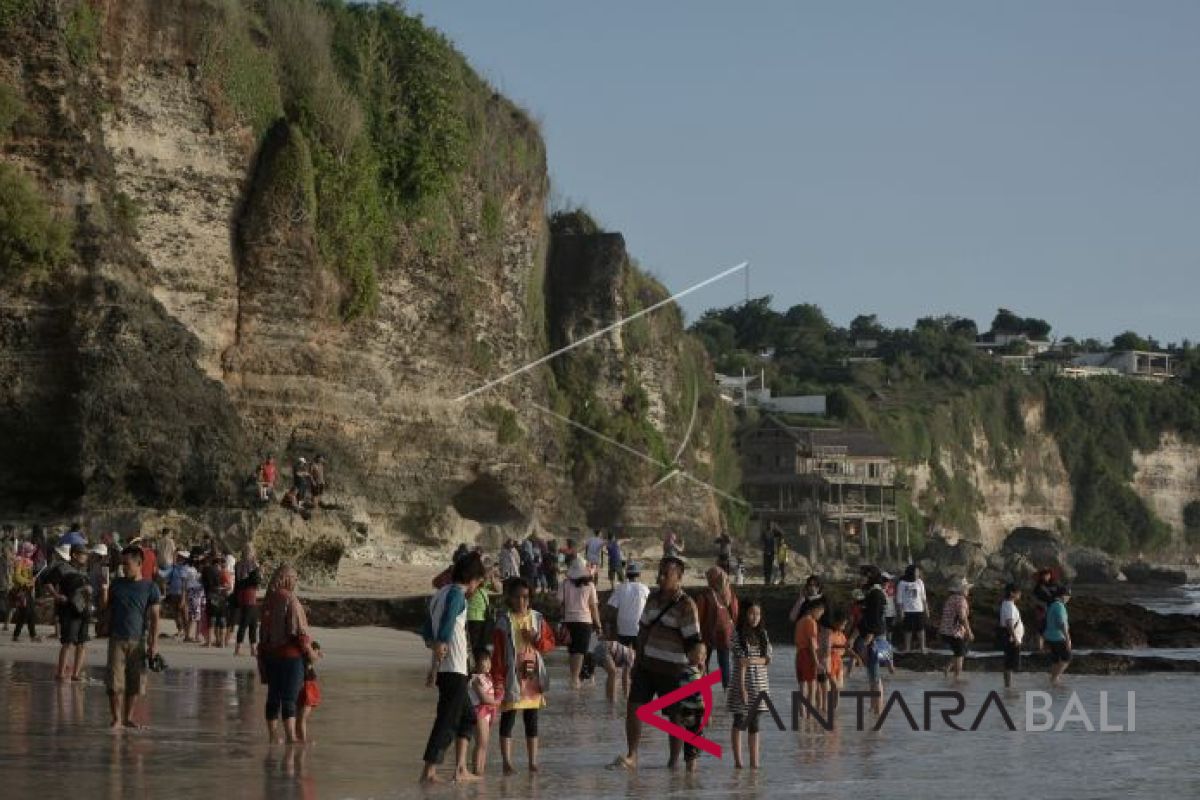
[558,556,600,688]
[938,576,974,681]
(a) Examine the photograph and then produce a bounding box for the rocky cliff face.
[910,400,1074,552]
[0,1,735,571]
[911,399,1200,556]
[1132,433,1200,539]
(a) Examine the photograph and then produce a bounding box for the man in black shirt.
[857,568,888,715]
[40,545,93,681]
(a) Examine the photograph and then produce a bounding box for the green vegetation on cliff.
[695,297,1200,554]
[196,0,543,323]
[0,164,73,277]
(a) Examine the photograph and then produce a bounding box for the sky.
[404,0,1200,344]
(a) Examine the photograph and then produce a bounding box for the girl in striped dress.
[728,600,772,769]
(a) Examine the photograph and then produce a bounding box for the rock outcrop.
[0,2,736,566]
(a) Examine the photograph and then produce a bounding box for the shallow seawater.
[1079,582,1200,616]
[1,649,1199,799]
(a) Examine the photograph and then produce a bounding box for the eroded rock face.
[0,3,728,564]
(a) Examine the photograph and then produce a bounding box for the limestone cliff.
[0,1,737,571]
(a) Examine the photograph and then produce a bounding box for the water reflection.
[1,651,1199,798]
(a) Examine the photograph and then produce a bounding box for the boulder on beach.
[1121,562,1188,585]
[1068,546,1121,583]
[1001,527,1067,572]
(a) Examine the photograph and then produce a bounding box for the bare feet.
[453,769,480,783]
[607,755,638,771]
[529,764,539,773]
[502,762,517,776]
[109,719,123,731]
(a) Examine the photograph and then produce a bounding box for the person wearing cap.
[41,544,94,680]
[1044,585,1072,686]
[106,545,162,729]
[606,560,649,649]
[612,554,704,772]
[557,556,601,688]
[58,522,87,550]
[999,582,1025,688]
[938,576,974,682]
[88,543,111,638]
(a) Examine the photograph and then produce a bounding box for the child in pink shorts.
[468,648,503,775]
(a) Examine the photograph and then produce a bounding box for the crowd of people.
[0,523,323,739]
[419,529,1077,782]
[254,454,330,518]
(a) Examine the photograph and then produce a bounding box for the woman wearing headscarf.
[695,565,739,688]
[258,563,318,743]
[233,544,263,657]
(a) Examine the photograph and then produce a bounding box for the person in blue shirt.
[106,546,161,729]
[1043,585,1072,686]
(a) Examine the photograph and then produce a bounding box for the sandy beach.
[0,625,430,673]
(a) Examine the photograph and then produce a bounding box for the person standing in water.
[259,563,318,744]
[105,546,161,729]
[695,565,738,688]
[558,556,600,688]
[611,555,703,772]
[728,600,771,769]
[420,552,487,784]
[939,577,974,682]
[491,577,555,774]
[999,582,1025,688]
[1044,585,1073,687]
[896,564,929,653]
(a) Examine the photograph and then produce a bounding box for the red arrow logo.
[635,669,723,758]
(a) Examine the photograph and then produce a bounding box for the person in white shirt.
[999,582,1025,688]
[896,564,929,654]
[605,561,649,648]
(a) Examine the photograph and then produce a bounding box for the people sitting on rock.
[257,454,277,502]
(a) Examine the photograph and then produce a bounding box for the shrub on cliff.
[0,164,73,276]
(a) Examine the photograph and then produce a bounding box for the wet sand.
[0,625,429,673]
[2,632,1200,799]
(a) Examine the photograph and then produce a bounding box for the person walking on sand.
[606,530,625,588]
[897,564,929,653]
[491,577,555,774]
[559,556,601,688]
[259,563,319,744]
[105,546,161,729]
[610,555,703,772]
[939,576,974,682]
[729,600,772,769]
[774,531,789,585]
[420,552,487,784]
[696,565,738,688]
[999,582,1025,688]
[1031,568,1059,653]
[46,545,94,681]
[10,542,39,642]
[1044,585,1073,687]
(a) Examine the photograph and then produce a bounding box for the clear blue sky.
[404,0,1199,344]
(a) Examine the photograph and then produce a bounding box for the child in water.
[296,641,322,742]
[468,648,503,775]
[668,642,708,773]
